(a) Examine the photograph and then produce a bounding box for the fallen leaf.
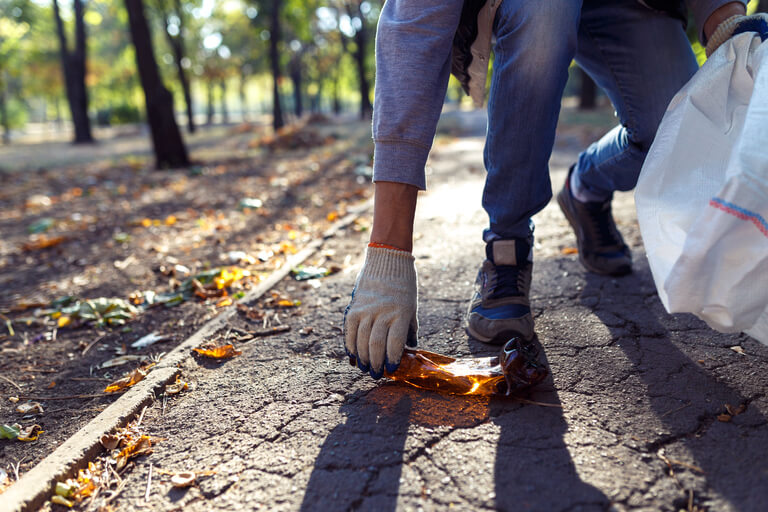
[299,326,313,336]
[717,413,732,422]
[17,424,44,441]
[725,403,746,417]
[100,434,119,450]
[104,363,154,393]
[277,299,301,308]
[99,355,145,369]
[16,402,44,414]
[47,381,56,389]
[171,472,196,488]
[51,495,74,508]
[22,235,66,251]
[729,345,745,355]
[292,265,330,281]
[561,247,578,255]
[116,435,152,470]
[130,332,170,349]
[1,424,20,439]
[193,344,242,359]
[165,376,188,395]
[216,296,233,307]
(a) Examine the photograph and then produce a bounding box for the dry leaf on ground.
[193,344,242,359]
[104,363,155,393]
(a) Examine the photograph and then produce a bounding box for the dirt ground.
[0,115,375,480]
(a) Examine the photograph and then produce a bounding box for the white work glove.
[343,245,418,379]
[706,13,768,57]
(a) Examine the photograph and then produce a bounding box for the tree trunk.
[290,55,303,119]
[239,70,249,122]
[0,82,9,145]
[578,67,597,110]
[161,0,195,133]
[220,81,229,124]
[206,81,214,125]
[269,0,284,131]
[124,0,189,168]
[53,0,93,143]
[348,3,372,119]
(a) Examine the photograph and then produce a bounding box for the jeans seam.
[579,22,639,144]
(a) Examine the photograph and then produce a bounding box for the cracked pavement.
[106,123,768,511]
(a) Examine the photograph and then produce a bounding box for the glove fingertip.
[357,357,370,373]
[369,366,384,380]
[385,359,400,374]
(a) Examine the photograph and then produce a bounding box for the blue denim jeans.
[483,0,699,240]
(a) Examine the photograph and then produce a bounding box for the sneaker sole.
[556,189,632,277]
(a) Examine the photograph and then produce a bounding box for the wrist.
[370,181,418,252]
[704,2,746,42]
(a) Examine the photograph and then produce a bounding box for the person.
[343,0,768,379]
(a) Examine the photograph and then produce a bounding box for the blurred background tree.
[2,0,766,156]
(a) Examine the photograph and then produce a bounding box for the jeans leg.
[573,0,699,199]
[482,0,581,240]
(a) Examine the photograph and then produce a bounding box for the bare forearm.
[370,181,419,252]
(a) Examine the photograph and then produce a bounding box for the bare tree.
[52,0,93,143]
[269,0,285,130]
[154,0,196,133]
[124,0,189,168]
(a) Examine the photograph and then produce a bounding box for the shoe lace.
[586,201,623,250]
[488,264,527,299]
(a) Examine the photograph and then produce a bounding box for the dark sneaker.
[557,166,632,276]
[466,238,534,344]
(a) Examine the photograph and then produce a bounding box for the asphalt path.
[105,132,768,511]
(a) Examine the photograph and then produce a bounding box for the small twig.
[162,393,168,417]
[136,405,148,427]
[18,393,114,400]
[11,457,25,481]
[70,377,111,382]
[82,334,107,356]
[243,325,291,339]
[0,374,22,391]
[144,463,153,503]
[20,368,57,373]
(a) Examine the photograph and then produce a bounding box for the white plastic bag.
[636,33,768,345]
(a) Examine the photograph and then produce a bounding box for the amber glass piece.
[360,338,548,396]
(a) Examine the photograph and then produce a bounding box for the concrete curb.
[1,203,369,512]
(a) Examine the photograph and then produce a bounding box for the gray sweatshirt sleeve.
[372,0,464,190]
[686,0,747,43]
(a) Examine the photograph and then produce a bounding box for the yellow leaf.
[562,247,578,255]
[327,211,339,222]
[57,315,71,328]
[141,218,152,228]
[193,344,242,359]
[277,299,300,308]
[104,364,154,393]
[164,215,177,225]
[216,297,233,307]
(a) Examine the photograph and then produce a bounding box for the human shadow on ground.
[582,267,768,510]
[300,349,610,511]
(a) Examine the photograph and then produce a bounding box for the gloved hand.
[343,245,418,379]
[706,13,768,57]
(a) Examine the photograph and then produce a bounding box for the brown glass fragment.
[350,338,548,396]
